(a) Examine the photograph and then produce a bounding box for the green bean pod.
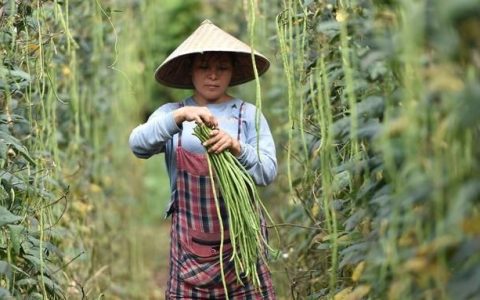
[192,124,275,291]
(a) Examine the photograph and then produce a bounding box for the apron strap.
[237,101,245,140]
[177,102,185,148]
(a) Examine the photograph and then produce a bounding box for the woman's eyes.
[197,64,230,70]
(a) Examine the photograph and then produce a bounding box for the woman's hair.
[185,52,236,85]
[190,52,237,68]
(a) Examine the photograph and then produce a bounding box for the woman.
[129,20,277,299]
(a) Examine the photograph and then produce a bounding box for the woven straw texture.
[154,19,270,89]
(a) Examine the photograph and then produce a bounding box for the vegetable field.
[1,0,479,299]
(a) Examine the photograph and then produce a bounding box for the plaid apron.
[166,102,276,299]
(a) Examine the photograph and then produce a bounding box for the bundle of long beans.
[193,123,274,293]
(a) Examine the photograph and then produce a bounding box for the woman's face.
[192,53,233,104]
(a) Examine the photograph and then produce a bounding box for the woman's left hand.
[202,129,241,156]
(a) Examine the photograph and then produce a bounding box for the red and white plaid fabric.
[165,102,276,299]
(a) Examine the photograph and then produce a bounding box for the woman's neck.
[192,94,233,106]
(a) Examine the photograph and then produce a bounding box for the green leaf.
[8,224,24,255]
[26,235,62,258]
[40,275,64,298]
[303,0,314,6]
[28,292,43,300]
[0,261,14,291]
[356,179,382,201]
[16,278,37,287]
[0,141,7,159]
[357,119,382,140]
[345,208,367,231]
[7,69,31,82]
[22,236,41,257]
[24,255,52,275]
[332,116,350,140]
[0,67,32,91]
[1,171,28,193]
[339,242,369,268]
[0,131,35,165]
[3,0,17,16]
[357,96,385,119]
[316,20,340,38]
[0,206,22,227]
[0,260,12,278]
[448,264,480,300]
[332,170,351,193]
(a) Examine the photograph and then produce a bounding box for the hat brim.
[154,51,270,89]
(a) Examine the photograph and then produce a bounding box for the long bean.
[192,124,273,291]
[206,155,228,298]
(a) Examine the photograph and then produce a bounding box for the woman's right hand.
[174,106,218,128]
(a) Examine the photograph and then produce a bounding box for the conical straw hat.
[154,19,270,89]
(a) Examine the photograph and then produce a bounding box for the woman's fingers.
[196,109,217,128]
[204,130,233,153]
[209,129,219,136]
[178,107,231,153]
[181,107,218,127]
[204,115,218,128]
[195,116,203,124]
[202,130,221,147]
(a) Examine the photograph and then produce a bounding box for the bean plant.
[273,0,480,299]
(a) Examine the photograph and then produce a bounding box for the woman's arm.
[128,103,181,158]
[236,109,277,186]
[129,103,218,159]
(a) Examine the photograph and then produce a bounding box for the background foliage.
[1,0,479,299]
[273,0,480,299]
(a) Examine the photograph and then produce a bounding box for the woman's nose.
[207,67,218,79]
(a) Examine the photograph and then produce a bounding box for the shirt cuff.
[236,141,249,165]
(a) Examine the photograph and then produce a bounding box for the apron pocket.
[179,229,235,287]
[183,229,232,259]
[179,252,236,287]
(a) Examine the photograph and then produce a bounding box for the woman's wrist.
[173,108,185,125]
[231,139,242,157]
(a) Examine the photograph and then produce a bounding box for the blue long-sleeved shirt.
[128,97,277,215]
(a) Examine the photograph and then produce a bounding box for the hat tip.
[201,19,213,25]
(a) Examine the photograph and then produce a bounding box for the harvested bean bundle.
[193,123,274,292]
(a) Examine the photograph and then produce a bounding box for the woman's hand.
[203,129,241,157]
[174,106,218,128]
